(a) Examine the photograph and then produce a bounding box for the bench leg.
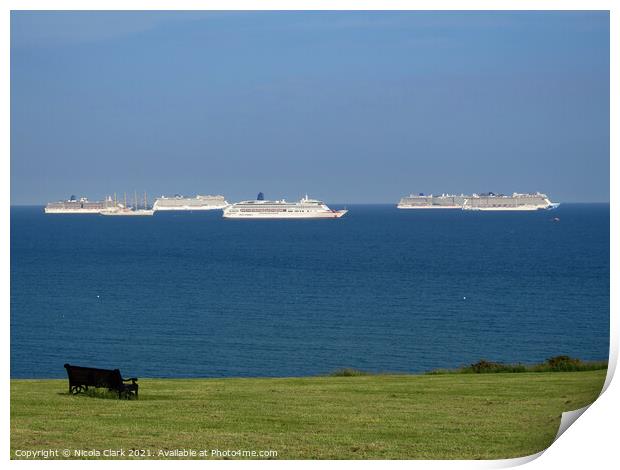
[70,385,86,395]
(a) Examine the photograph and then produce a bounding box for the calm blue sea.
[10,204,609,379]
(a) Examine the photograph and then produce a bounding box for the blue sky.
[11,11,609,204]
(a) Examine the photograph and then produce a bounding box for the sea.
[10,204,610,379]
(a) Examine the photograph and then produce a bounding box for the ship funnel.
[257,192,264,201]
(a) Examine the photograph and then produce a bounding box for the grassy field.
[11,370,606,460]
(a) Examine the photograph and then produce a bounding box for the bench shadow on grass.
[57,390,175,401]
[57,389,137,400]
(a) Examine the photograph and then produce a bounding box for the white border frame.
[3,2,616,468]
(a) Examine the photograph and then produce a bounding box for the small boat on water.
[100,208,154,216]
[100,192,154,216]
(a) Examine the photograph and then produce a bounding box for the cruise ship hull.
[223,210,348,219]
[397,205,461,209]
[462,205,554,211]
[463,206,542,211]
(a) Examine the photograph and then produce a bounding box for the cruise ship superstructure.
[462,192,559,211]
[152,194,228,211]
[45,196,121,214]
[397,193,465,209]
[397,192,558,211]
[223,193,348,219]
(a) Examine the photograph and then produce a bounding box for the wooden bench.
[64,363,138,399]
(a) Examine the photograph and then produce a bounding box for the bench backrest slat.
[64,364,123,389]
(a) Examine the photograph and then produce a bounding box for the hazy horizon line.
[9,201,611,207]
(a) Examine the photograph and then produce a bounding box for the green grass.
[11,370,606,460]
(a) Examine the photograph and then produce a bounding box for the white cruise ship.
[462,192,559,211]
[45,196,120,214]
[153,194,228,211]
[223,193,348,219]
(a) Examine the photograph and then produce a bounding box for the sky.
[10,11,610,204]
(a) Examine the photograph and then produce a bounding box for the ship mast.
[124,192,127,209]
[134,190,138,211]
[144,192,147,210]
